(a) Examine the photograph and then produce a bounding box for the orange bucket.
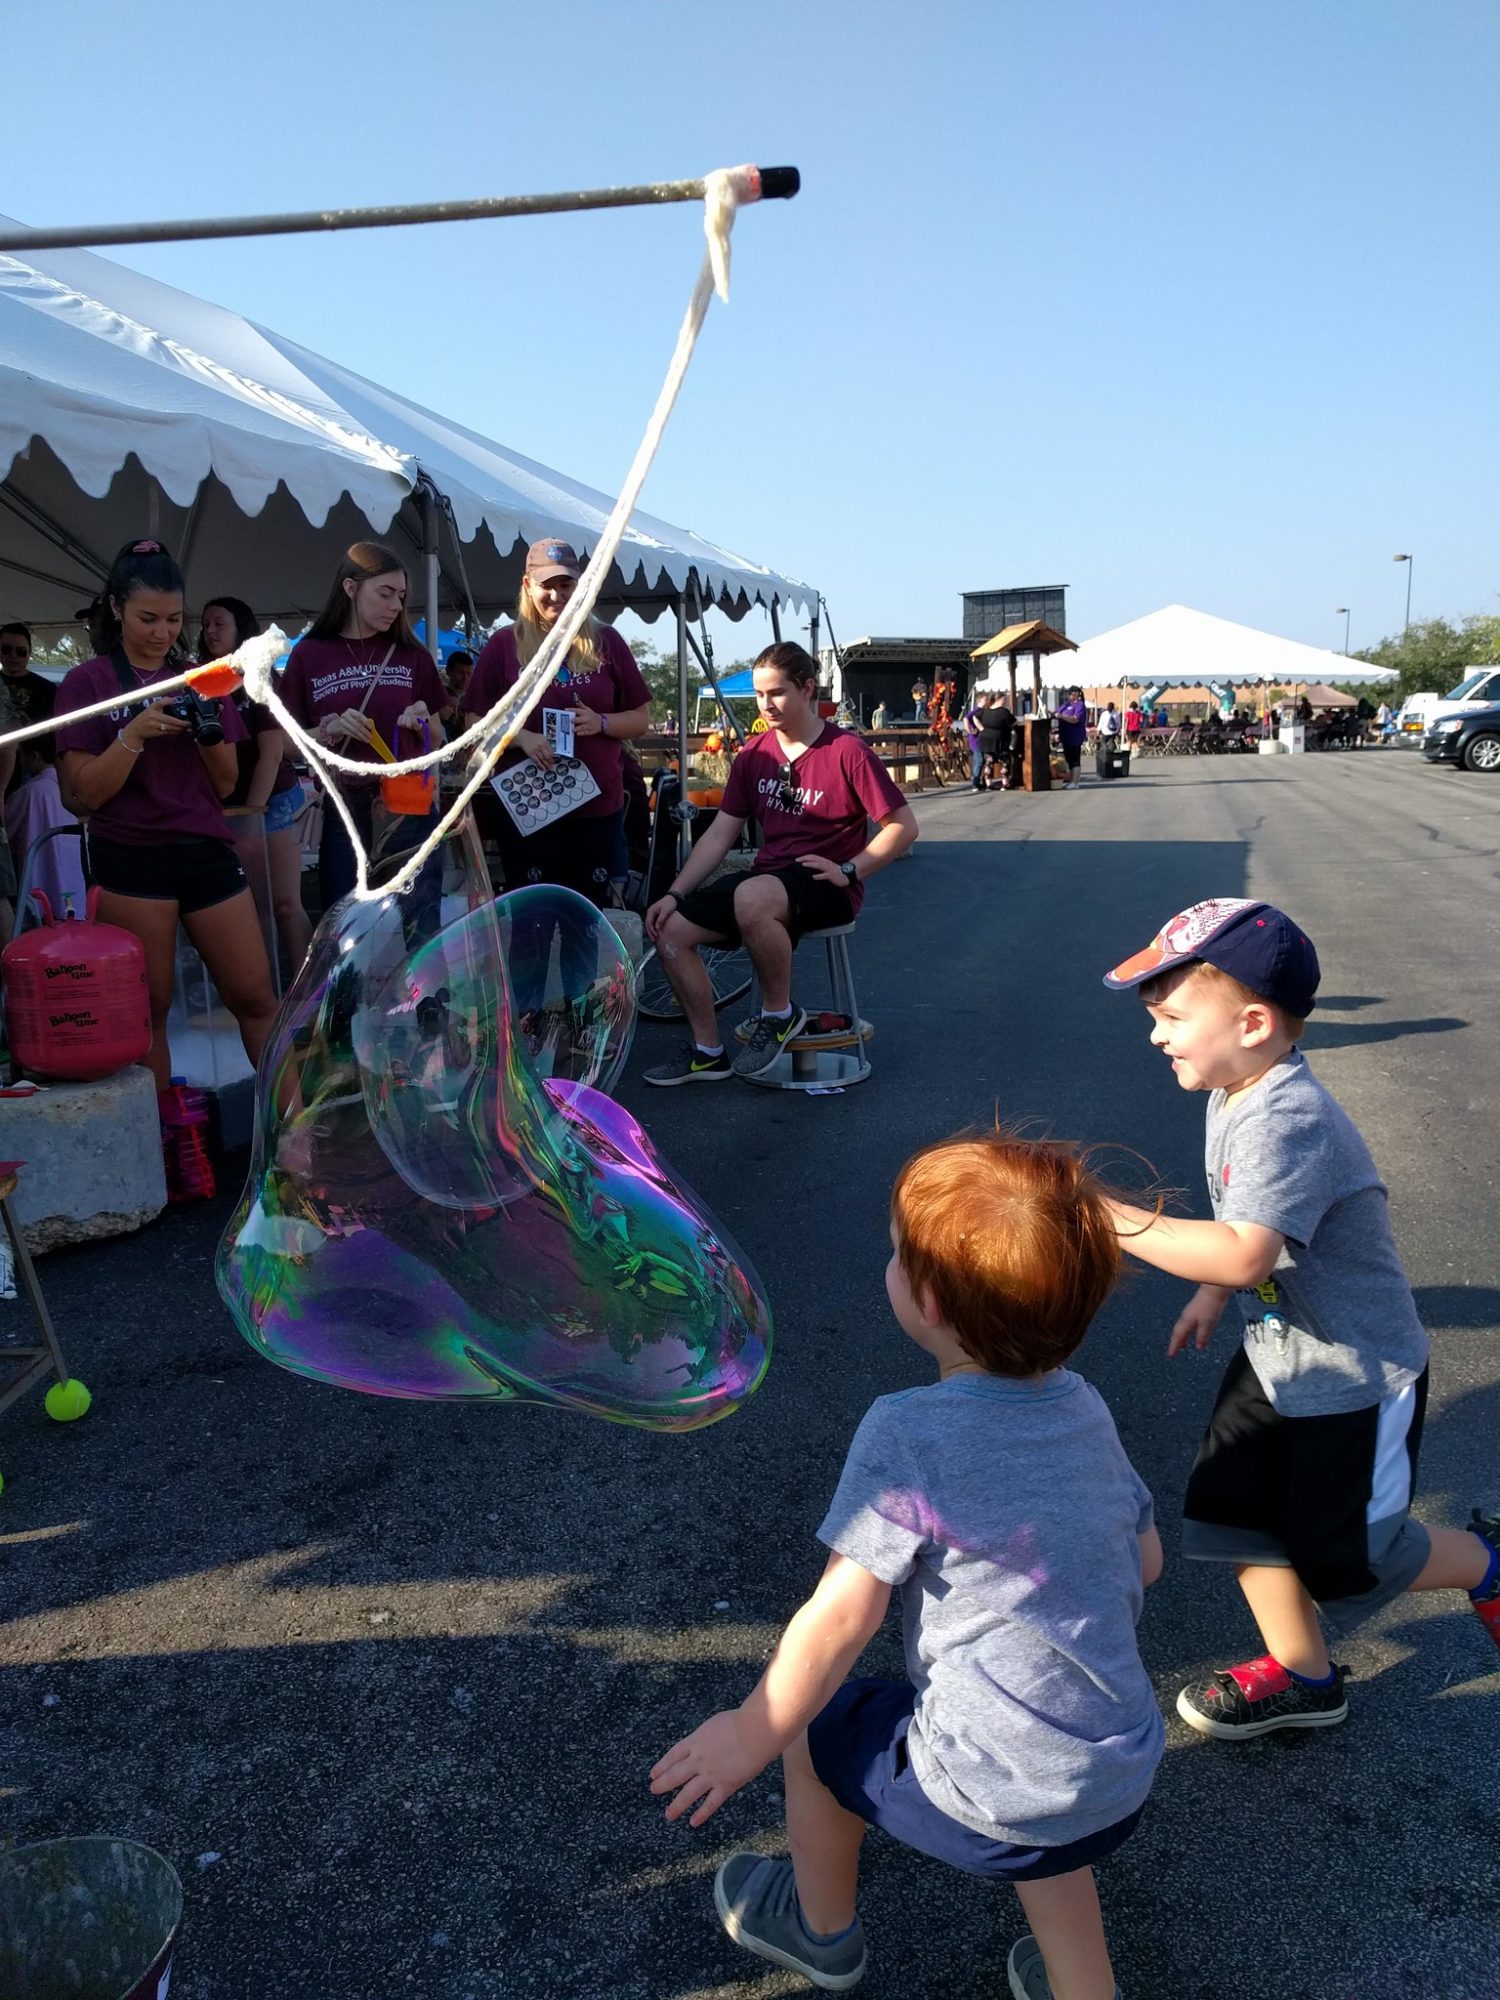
[380,719,435,815]
[381,769,435,815]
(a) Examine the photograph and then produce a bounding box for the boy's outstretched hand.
[650,1710,768,1827]
[1169,1283,1232,1357]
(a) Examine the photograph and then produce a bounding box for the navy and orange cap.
[1102,898,1320,1016]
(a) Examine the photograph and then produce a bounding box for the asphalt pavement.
[3,746,1497,1999]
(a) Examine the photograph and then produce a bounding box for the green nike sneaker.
[643,1044,733,1086]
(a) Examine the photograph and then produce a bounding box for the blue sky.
[5,1,1497,658]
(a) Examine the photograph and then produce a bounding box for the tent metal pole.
[0,486,111,582]
[769,601,782,645]
[435,489,482,642]
[685,620,744,747]
[0,168,802,255]
[675,597,693,867]
[421,485,441,664]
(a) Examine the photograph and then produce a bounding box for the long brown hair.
[307,541,422,648]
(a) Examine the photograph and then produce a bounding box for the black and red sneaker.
[1470,1508,1500,1652]
[1176,1654,1348,1740]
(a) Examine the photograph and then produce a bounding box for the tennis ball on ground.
[44,1379,92,1422]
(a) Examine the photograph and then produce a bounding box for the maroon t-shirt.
[55,654,247,847]
[720,723,908,915]
[280,637,448,789]
[463,624,650,819]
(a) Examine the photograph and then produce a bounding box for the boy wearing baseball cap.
[1102,899,1499,1740]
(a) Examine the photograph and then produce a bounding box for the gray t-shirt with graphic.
[1206,1051,1428,1416]
[818,1371,1163,1847]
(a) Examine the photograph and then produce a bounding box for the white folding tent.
[1040,604,1396,694]
[0,219,816,657]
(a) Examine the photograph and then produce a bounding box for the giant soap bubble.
[216,817,771,1430]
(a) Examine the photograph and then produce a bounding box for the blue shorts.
[807,1679,1145,1883]
[263,783,306,834]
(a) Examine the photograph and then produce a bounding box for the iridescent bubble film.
[494,884,636,1095]
[216,823,771,1430]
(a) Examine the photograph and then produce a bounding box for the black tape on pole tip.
[756,167,801,201]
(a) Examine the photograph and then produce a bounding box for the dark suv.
[1423,700,1500,773]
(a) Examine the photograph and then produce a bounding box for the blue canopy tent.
[692,666,754,726]
[410,618,478,665]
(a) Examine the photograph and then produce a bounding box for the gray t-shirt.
[818,1371,1163,1847]
[1206,1050,1428,1416]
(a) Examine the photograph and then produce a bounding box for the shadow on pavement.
[1299,1015,1467,1051]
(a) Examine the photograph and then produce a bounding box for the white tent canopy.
[1032,604,1396,692]
[0,218,815,631]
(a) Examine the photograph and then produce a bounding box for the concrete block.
[0,1064,167,1253]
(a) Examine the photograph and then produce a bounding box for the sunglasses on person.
[774,760,797,811]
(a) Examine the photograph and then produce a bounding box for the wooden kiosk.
[969,620,1079,792]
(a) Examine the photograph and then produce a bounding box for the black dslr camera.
[163,686,225,746]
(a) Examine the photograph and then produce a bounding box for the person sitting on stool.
[644,643,917,1085]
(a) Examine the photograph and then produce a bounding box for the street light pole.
[1393,554,1413,632]
[1335,607,1351,654]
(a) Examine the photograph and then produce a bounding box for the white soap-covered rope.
[0,168,748,906]
[241,166,746,902]
[0,633,277,749]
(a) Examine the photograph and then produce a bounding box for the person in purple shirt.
[462,538,652,1021]
[462,537,652,907]
[55,538,278,1091]
[280,541,448,913]
[1055,687,1090,790]
[643,643,918,1086]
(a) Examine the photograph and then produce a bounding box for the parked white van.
[1396,667,1500,736]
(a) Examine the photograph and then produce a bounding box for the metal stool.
[735,923,873,1090]
[0,1161,77,1417]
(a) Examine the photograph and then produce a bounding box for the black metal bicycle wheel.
[636,944,753,1022]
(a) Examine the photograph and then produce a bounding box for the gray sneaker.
[1007,1934,1121,2000]
[642,1044,732,1087]
[731,1004,808,1078]
[713,1853,866,1991]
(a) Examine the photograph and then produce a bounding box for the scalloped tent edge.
[0,217,817,638]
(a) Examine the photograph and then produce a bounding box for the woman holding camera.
[280,541,447,911]
[54,539,278,1088]
[200,595,312,979]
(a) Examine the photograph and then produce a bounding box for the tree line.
[1352,611,1500,707]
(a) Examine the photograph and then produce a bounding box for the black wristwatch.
[840,861,859,886]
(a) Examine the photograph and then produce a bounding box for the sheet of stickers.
[491,754,601,835]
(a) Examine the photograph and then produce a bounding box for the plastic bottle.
[159,1078,216,1202]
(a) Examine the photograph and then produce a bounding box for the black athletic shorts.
[88,832,248,916]
[1183,1346,1431,1614]
[1062,740,1083,769]
[675,864,854,945]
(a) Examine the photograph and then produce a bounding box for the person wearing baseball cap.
[463,536,652,1029]
[1098,897,1500,1743]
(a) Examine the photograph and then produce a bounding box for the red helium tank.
[1,889,152,1081]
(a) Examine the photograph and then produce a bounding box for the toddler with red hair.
[650,1134,1162,2000]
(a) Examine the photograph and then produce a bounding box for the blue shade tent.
[410,619,479,665]
[692,665,755,725]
